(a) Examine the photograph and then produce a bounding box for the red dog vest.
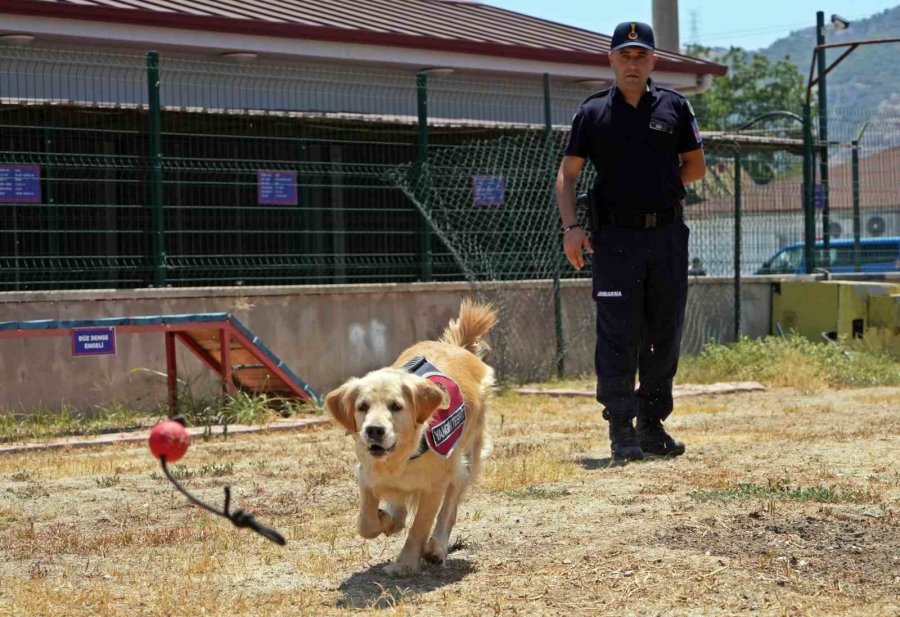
[401,356,466,458]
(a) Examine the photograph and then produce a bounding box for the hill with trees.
[759,5,900,119]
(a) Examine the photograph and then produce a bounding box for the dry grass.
[1,386,898,616]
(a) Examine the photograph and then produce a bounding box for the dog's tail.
[440,298,498,358]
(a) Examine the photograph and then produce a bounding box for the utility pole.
[689,10,700,46]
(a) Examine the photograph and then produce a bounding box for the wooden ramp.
[0,313,320,413]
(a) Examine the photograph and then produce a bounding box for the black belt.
[598,207,678,230]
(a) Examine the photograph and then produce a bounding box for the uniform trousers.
[591,216,690,422]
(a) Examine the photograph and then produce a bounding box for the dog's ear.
[404,376,446,425]
[325,379,360,434]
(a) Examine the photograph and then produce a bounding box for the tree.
[685,45,806,132]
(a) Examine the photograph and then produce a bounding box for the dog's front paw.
[382,559,420,577]
[423,537,447,564]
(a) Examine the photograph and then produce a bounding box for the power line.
[699,21,810,42]
[695,9,884,44]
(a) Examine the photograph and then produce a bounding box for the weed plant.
[678,334,900,388]
[689,477,879,504]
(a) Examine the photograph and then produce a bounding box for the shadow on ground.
[577,456,622,469]
[337,558,476,609]
[578,454,684,470]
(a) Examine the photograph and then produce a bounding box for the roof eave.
[0,1,727,76]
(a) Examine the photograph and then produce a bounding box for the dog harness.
[401,356,466,460]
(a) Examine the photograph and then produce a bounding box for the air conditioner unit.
[866,215,888,237]
[828,211,899,239]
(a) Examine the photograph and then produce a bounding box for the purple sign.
[472,175,504,207]
[814,184,824,210]
[258,170,298,205]
[72,327,117,357]
[0,165,41,203]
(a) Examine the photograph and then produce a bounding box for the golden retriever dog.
[325,299,498,576]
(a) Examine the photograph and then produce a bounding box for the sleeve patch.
[691,117,702,144]
[685,99,696,117]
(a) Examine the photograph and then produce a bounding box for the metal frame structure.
[803,36,900,273]
[0,312,320,414]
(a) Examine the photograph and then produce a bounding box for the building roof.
[698,146,900,215]
[0,0,726,77]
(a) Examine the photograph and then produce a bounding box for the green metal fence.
[1,49,150,288]
[1,46,898,378]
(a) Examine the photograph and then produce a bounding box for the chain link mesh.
[2,46,898,382]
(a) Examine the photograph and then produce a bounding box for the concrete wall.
[0,278,777,412]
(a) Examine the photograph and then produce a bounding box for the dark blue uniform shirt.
[564,78,702,214]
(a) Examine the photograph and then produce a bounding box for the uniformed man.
[555,21,707,461]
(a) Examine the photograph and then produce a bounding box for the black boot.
[636,417,685,456]
[603,410,644,461]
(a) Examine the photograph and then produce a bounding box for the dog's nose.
[364,425,385,441]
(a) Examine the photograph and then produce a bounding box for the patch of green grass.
[678,335,900,389]
[131,367,320,431]
[0,404,156,444]
[94,474,121,488]
[151,462,234,482]
[0,389,316,445]
[530,334,899,392]
[180,392,294,432]
[689,478,876,503]
[8,482,50,500]
[505,487,572,500]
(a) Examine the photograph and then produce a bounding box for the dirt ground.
[0,386,898,616]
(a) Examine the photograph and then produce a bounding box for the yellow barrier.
[772,281,900,341]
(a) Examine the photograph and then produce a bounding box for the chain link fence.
[2,45,897,381]
[818,105,900,253]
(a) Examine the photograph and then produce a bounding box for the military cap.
[610,21,655,51]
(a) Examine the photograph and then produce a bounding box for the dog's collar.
[408,434,429,460]
[404,355,430,461]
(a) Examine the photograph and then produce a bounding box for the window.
[814,248,838,268]
[831,242,899,268]
[769,247,804,273]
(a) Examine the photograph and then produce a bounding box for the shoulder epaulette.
[581,88,612,105]
[655,85,687,100]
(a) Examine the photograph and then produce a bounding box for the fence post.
[147,51,166,287]
[733,149,742,341]
[42,115,58,260]
[542,73,553,140]
[416,72,432,282]
[544,73,565,379]
[851,139,861,272]
[802,103,815,274]
[816,11,831,254]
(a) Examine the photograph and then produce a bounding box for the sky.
[486,1,899,50]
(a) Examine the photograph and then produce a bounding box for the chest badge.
[649,120,673,133]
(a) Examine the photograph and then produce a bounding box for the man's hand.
[563,226,593,270]
[556,155,591,270]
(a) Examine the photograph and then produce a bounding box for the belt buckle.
[644,213,657,229]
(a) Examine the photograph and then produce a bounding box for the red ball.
[148,420,191,463]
